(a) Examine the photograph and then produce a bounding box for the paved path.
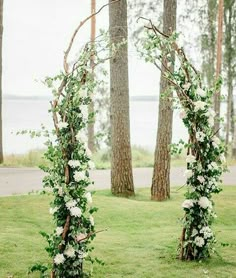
[0,166,235,196]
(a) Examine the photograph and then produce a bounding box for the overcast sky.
[2,0,160,97]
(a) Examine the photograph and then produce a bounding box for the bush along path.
[139,19,227,260]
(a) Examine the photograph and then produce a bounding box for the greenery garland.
[138,19,227,260]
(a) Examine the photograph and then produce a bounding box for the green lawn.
[0,187,236,277]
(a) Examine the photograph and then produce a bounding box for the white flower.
[186,154,196,163]
[196,131,205,142]
[68,160,81,168]
[198,196,212,209]
[184,169,193,178]
[212,136,221,149]
[219,154,226,163]
[49,207,58,215]
[210,162,218,169]
[80,105,88,119]
[89,215,95,226]
[76,233,87,242]
[88,161,95,170]
[70,206,82,217]
[56,226,64,236]
[85,192,93,204]
[179,110,187,119]
[208,117,214,127]
[78,250,87,259]
[54,254,65,265]
[57,122,68,129]
[197,176,205,183]
[75,132,87,143]
[194,101,207,112]
[194,236,205,247]
[66,200,77,209]
[182,199,194,209]
[58,187,64,197]
[196,87,207,97]
[64,245,76,258]
[74,171,86,182]
[183,82,191,90]
[200,226,213,239]
[206,108,216,118]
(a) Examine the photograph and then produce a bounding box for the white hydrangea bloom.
[54,254,65,265]
[64,245,76,258]
[194,101,207,112]
[182,199,194,209]
[49,207,58,215]
[196,131,205,142]
[74,171,86,182]
[200,226,213,239]
[57,122,68,129]
[90,215,95,226]
[196,87,207,97]
[184,169,193,178]
[56,226,64,236]
[85,192,93,204]
[66,200,77,209]
[197,176,205,183]
[75,132,87,143]
[183,82,191,90]
[198,196,212,209]
[194,236,205,247]
[186,154,196,163]
[68,160,81,168]
[70,206,82,217]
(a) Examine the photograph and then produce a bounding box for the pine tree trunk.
[0,0,3,163]
[151,0,176,201]
[88,0,96,153]
[214,0,224,134]
[109,0,134,197]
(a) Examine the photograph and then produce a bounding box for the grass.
[0,187,236,277]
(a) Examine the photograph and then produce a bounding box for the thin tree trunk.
[109,0,134,197]
[88,0,96,152]
[151,0,176,201]
[214,0,224,134]
[0,0,3,163]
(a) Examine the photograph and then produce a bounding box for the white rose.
[85,192,93,204]
[198,196,212,209]
[182,199,194,209]
[194,236,205,247]
[57,122,68,129]
[186,154,196,163]
[196,87,207,97]
[197,176,205,183]
[64,245,76,258]
[66,200,77,209]
[54,254,65,265]
[68,160,81,168]
[184,169,193,178]
[200,226,213,239]
[56,226,64,236]
[70,206,82,217]
[74,171,86,182]
[194,101,207,112]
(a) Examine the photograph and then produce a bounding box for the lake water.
[2,98,194,154]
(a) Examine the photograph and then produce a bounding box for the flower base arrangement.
[139,19,226,260]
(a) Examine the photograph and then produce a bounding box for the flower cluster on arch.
[139,22,227,260]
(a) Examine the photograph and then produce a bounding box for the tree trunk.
[214,0,224,134]
[109,0,134,197]
[88,0,96,153]
[151,0,176,201]
[0,0,3,163]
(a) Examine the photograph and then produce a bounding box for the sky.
[2,0,159,98]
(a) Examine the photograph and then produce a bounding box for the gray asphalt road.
[0,166,235,196]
